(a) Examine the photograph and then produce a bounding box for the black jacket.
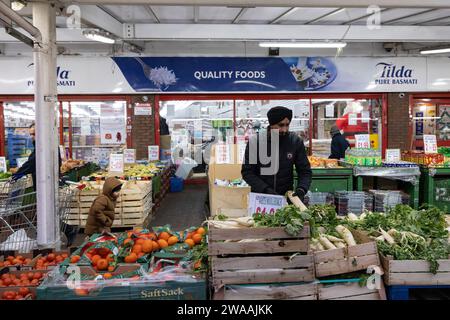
[241,130,312,195]
[329,133,350,160]
[13,141,62,191]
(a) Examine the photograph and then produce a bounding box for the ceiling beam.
[304,8,344,24]
[269,7,298,24]
[232,7,247,24]
[79,5,123,37]
[145,6,160,23]
[131,23,450,42]
[59,0,450,8]
[383,9,438,25]
[193,6,199,23]
[96,5,124,24]
[413,14,450,25]
[342,8,390,25]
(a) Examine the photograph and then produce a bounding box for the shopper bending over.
[85,177,122,237]
[241,106,312,202]
[329,125,350,160]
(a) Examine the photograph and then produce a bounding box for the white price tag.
[124,149,136,164]
[109,153,124,173]
[148,146,160,161]
[385,149,401,162]
[59,145,67,161]
[0,157,7,173]
[248,192,287,216]
[238,143,247,164]
[16,157,28,168]
[215,144,231,164]
[325,104,334,118]
[361,111,370,123]
[423,134,438,154]
[355,134,371,149]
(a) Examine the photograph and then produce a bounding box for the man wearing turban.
[241,106,312,202]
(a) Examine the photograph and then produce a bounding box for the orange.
[158,232,170,241]
[103,273,113,279]
[123,238,133,246]
[157,239,168,248]
[167,236,179,246]
[107,265,115,272]
[127,231,133,238]
[47,253,55,262]
[192,233,202,244]
[135,238,145,246]
[142,240,153,253]
[186,232,194,240]
[138,252,145,258]
[75,288,89,296]
[152,241,160,251]
[70,255,80,264]
[148,232,157,241]
[132,244,142,254]
[96,259,108,271]
[91,255,101,266]
[196,227,206,235]
[124,253,138,263]
[184,239,195,248]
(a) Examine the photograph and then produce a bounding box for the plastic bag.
[0,229,37,252]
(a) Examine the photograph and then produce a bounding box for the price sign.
[355,134,371,149]
[59,145,67,161]
[237,143,247,164]
[109,153,124,173]
[124,149,136,164]
[386,149,401,162]
[215,144,231,164]
[325,104,334,118]
[16,157,28,168]
[349,113,358,125]
[423,135,438,154]
[248,192,287,216]
[0,157,6,173]
[148,146,160,161]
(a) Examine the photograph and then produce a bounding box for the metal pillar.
[33,2,59,248]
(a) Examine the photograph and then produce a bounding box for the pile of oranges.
[1,288,34,300]
[0,255,33,268]
[0,271,43,288]
[35,253,69,270]
[71,248,115,272]
[183,227,206,248]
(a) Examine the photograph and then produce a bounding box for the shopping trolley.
[0,178,77,252]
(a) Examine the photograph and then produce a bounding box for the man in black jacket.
[241,106,312,202]
[329,125,350,160]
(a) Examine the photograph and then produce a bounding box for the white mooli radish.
[335,225,357,246]
[311,238,325,251]
[334,242,347,249]
[347,213,359,221]
[319,235,337,250]
[325,235,345,243]
[379,227,395,244]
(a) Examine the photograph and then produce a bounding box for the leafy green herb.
[253,205,311,236]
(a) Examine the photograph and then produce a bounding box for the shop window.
[69,101,127,163]
[235,99,310,145]
[312,98,382,157]
[159,100,234,172]
[3,102,35,167]
[412,99,450,149]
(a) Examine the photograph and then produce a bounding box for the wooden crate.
[209,224,314,289]
[314,230,380,278]
[215,282,317,300]
[318,281,386,300]
[381,254,450,286]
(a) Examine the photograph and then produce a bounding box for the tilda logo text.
[374,62,418,85]
[27,65,76,87]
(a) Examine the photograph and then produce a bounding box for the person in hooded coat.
[85,177,123,236]
[241,106,312,202]
[329,125,350,160]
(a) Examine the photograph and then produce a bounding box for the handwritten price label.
[423,135,437,154]
[355,134,371,149]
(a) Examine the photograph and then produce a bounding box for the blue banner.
[112,57,338,92]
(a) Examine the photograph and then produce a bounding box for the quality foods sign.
[0,56,447,94]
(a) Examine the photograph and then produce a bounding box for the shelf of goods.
[209,223,317,300]
[420,167,450,213]
[7,134,33,167]
[62,162,99,183]
[352,165,421,209]
[68,180,153,228]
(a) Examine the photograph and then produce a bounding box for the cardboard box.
[208,144,250,217]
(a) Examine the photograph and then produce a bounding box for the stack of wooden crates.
[67,180,153,228]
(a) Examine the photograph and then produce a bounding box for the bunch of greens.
[253,205,311,236]
[306,204,342,238]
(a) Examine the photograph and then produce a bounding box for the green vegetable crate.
[314,229,381,278]
[295,168,354,193]
[381,254,450,286]
[420,167,450,213]
[208,224,316,300]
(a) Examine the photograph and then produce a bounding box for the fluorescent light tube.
[259,42,347,48]
[83,30,115,44]
[420,48,450,55]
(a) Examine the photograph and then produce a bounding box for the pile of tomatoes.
[1,288,35,300]
[0,271,44,288]
[35,252,69,270]
[0,255,32,268]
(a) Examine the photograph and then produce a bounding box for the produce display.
[60,159,85,174]
[86,163,164,181]
[0,172,12,180]
[1,287,35,300]
[402,150,445,167]
[308,156,341,168]
[0,271,44,288]
[345,149,382,166]
[0,255,32,268]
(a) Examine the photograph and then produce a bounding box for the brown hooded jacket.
[84,177,122,236]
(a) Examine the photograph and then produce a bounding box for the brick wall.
[130,95,156,160]
[387,93,411,150]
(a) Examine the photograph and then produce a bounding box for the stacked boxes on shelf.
[7,133,33,167]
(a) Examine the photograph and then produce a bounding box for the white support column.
[33,2,59,248]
